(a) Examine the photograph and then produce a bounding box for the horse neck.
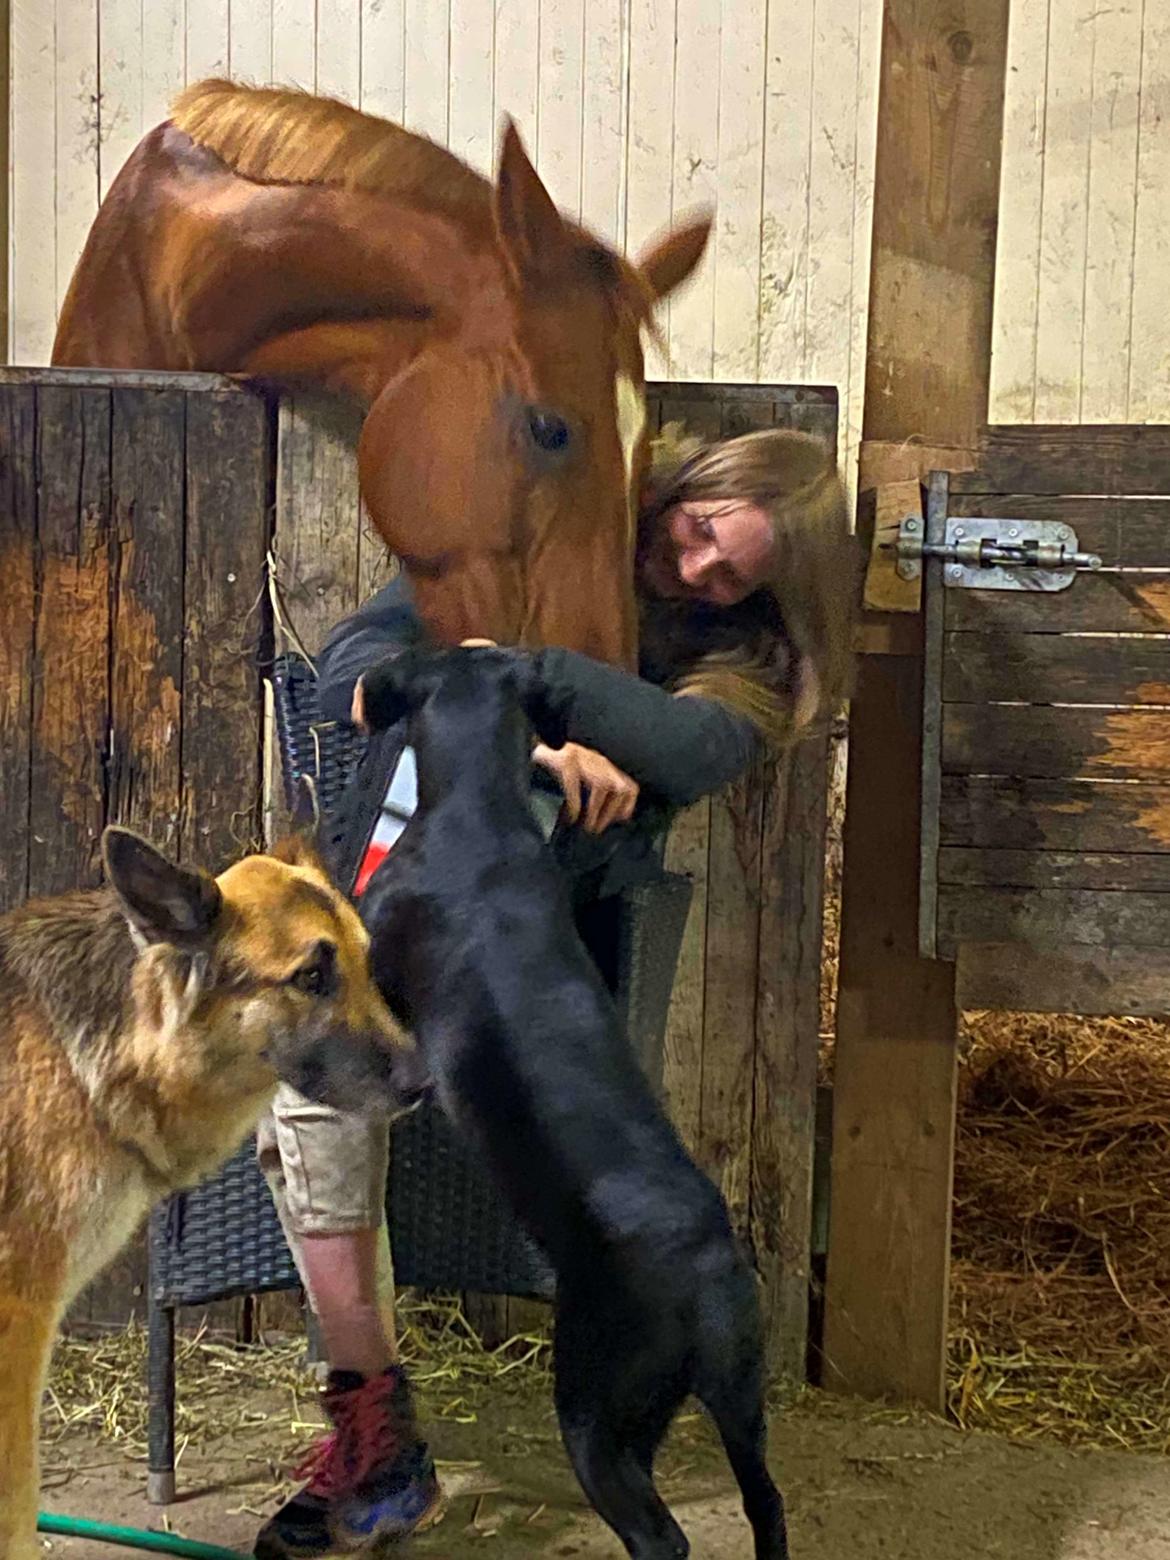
[57,125,510,376]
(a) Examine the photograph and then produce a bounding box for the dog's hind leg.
[696,1336,788,1560]
[554,1304,688,1560]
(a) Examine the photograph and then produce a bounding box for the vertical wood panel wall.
[9,0,880,487]
[990,0,1170,423]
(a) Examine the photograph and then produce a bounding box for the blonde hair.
[639,424,859,748]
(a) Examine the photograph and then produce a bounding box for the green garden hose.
[37,1513,246,1560]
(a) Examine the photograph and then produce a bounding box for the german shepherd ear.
[102,827,223,946]
[270,776,324,869]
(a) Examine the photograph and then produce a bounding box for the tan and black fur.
[0,819,424,1560]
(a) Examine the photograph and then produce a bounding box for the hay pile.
[44,1295,550,1502]
[948,1010,1170,1451]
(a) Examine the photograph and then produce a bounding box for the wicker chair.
[146,652,692,1502]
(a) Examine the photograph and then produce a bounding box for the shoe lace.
[293,1372,406,1500]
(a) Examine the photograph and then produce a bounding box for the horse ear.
[494,118,574,287]
[635,214,713,304]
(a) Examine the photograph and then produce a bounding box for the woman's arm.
[533,647,758,807]
[315,575,428,723]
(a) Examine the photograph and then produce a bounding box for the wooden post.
[822,0,1009,1407]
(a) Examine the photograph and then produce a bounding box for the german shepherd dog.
[0,814,426,1560]
[356,647,787,1560]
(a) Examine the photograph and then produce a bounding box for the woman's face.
[639,500,776,607]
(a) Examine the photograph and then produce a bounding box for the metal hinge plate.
[894,516,1102,593]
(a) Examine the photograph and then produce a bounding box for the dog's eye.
[527,409,571,455]
[289,941,337,997]
[291,964,326,996]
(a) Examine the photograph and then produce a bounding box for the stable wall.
[9,0,881,483]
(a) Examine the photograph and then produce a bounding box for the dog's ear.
[359,650,440,730]
[271,776,324,869]
[509,660,572,750]
[102,827,223,947]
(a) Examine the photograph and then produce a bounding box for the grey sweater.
[316,577,758,810]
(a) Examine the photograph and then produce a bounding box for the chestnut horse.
[52,80,711,666]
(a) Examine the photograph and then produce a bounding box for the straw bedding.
[946,1009,1170,1451]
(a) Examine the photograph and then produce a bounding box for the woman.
[253,426,858,1560]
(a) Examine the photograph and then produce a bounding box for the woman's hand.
[532,742,639,834]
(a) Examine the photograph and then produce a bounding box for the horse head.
[52,84,710,668]
[355,124,709,669]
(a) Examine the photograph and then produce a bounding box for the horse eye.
[527,409,571,455]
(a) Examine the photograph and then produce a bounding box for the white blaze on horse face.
[614,372,646,544]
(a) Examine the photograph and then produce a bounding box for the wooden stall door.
[920,425,1170,1015]
[0,367,273,1322]
[649,382,837,1378]
[275,380,840,1379]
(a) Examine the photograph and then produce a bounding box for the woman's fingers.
[531,741,637,833]
[350,678,367,730]
[584,771,638,834]
[558,757,583,825]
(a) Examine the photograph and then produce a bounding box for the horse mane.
[172,79,657,326]
[171,79,491,221]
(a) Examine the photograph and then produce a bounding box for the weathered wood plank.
[752,736,826,1380]
[107,389,185,853]
[956,941,1170,1017]
[721,394,774,439]
[864,479,923,614]
[827,0,1008,1409]
[0,385,36,910]
[658,395,723,443]
[986,0,1050,422]
[29,387,111,896]
[768,392,839,454]
[825,656,959,1407]
[661,797,710,1159]
[947,494,1170,569]
[943,630,1170,706]
[357,500,398,606]
[1029,4,1093,424]
[945,571,1170,634]
[943,704,1170,783]
[951,425,1170,496]
[939,884,1170,954]
[712,0,766,380]
[0,367,237,392]
[938,847,1170,892]
[276,393,363,659]
[699,760,763,1245]
[941,775,1170,853]
[182,391,272,868]
[1129,4,1170,423]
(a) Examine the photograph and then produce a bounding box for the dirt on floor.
[38,1372,1170,1560]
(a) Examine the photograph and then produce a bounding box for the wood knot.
[948,30,974,64]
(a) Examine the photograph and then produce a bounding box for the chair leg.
[147,1297,176,1505]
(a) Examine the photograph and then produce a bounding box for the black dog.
[357,646,788,1560]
